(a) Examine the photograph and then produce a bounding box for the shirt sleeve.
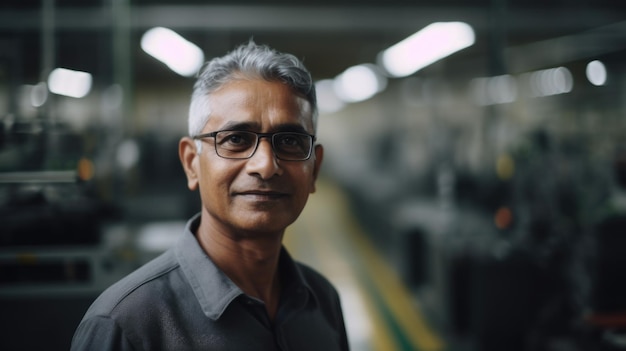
[70,315,135,351]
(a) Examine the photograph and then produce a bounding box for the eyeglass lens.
[214,131,312,160]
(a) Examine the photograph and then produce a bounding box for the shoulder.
[296,262,333,286]
[73,250,185,350]
[84,249,181,318]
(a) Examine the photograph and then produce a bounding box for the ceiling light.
[30,82,48,107]
[48,68,92,98]
[141,27,205,77]
[333,64,387,103]
[315,79,345,113]
[379,22,475,77]
[586,60,607,86]
[528,67,573,97]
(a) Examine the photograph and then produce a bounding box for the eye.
[278,134,301,147]
[275,133,311,156]
[217,131,255,150]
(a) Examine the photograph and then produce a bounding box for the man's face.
[181,79,323,237]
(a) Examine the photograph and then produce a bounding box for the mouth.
[235,190,289,201]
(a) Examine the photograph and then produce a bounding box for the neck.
[196,216,284,319]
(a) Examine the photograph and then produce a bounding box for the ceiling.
[0,1,625,89]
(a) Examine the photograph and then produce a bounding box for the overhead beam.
[506,20,626,72]
[0,5,621,34]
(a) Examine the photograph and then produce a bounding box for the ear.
[310,144,324,194]
[179,137,200,191]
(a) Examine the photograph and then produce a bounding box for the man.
[71,41,349,350]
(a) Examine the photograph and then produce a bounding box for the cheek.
[198,160,236,197]
[292,163,317,193]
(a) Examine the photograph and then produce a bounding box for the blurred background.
[1,1,626,350]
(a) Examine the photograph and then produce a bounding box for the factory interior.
[1,1,626,350]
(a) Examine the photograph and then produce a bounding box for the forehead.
[206,79,313,131]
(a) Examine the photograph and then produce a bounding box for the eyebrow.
[219,121,259,131]
[218,121,311,134]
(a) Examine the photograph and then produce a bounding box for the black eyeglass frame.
[192,130,317,161]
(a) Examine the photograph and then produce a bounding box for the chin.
[237,213,298,235]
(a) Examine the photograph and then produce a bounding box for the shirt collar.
[175,213,315,321]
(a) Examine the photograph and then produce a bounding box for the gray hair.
[188,41,318,146]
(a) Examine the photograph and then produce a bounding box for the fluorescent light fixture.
[379,22,475,77]
[528,67,573,97]
[586,60,607,86]
[27,82,48,107]
[48,68,93,98]
[315,79,346,113]
[141,27,205,77]
[333,64,387,103]
[470,74,517,106]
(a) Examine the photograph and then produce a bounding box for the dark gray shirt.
[71,214,349,351]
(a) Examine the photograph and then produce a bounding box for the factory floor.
[285,179,445,351]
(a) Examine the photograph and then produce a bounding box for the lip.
[235,190,289,200]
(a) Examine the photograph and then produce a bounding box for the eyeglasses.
[193,130,316,161]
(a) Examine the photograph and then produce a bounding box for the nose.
[245,137,282,179]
